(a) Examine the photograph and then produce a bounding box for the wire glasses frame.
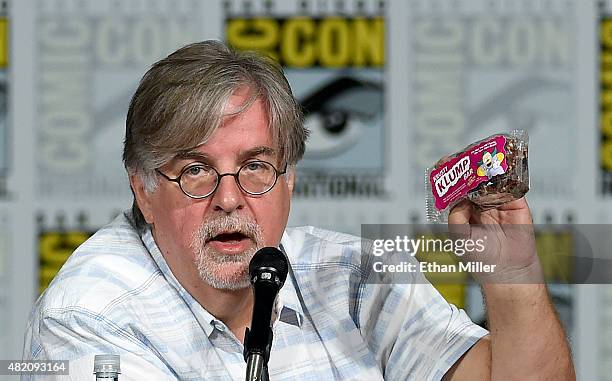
[155,160,288,199]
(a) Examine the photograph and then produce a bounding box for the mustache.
[194,214,261,243]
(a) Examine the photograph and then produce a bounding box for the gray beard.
[191,214,262,290]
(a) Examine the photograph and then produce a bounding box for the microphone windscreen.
[249,247,289,285]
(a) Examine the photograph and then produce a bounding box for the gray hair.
[123,40,307,231]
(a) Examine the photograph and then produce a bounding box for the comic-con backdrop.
[1,0,610,379]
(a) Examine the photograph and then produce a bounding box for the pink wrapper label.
[429,135,508,211]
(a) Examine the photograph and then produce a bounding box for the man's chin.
[205,275,251,291]
[197,261,251,290]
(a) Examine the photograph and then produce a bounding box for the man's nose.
[211,174,245,213]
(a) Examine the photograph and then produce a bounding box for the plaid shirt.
[23,212,487,380]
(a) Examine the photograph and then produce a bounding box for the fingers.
[485,197,533,224]
[449,198,532,227]
[495,197,528,211]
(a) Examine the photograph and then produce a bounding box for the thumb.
[448,200,473,239]
[448,199,473,225]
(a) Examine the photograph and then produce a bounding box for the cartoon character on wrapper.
[477,150,505,180]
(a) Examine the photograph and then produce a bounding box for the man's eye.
[245,162,266,171]
[185,166,210,176]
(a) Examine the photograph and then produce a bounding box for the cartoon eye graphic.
[477,149,505,179]
[320,109,348,135]
[467,76,570,132]
[300,76,383,159]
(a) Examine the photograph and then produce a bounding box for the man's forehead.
[166,93,282,167]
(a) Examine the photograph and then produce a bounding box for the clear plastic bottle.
[93,354,120,380]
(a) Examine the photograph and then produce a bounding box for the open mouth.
[208,231,250,243]
[206,231,254,254]
[205,230,253,254]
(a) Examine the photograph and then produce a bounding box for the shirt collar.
[277,240,304,327]
[140,226,304,336]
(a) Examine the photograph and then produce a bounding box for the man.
[23,40,574,380]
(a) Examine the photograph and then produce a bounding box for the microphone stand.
[244,326,272,381]
[245,354,269,381]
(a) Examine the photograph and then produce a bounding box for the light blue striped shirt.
[23,212,487,380]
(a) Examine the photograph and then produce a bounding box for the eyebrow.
[237,146,277,162]
[174,151,212,163]
[173,146,277,165]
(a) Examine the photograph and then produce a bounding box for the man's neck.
[194,284,254,342]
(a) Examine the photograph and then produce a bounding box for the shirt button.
[213,321,226,332]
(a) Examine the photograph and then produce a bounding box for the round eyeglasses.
[156,160,287,199]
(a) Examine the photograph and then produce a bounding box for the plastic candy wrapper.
[425,130,529,223]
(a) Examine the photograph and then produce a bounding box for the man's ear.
[285,168,295,195]
[129,174,155,224]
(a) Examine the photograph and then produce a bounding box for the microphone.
[244,247,289,381]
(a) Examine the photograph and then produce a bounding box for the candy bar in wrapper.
[425,130,529,223]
